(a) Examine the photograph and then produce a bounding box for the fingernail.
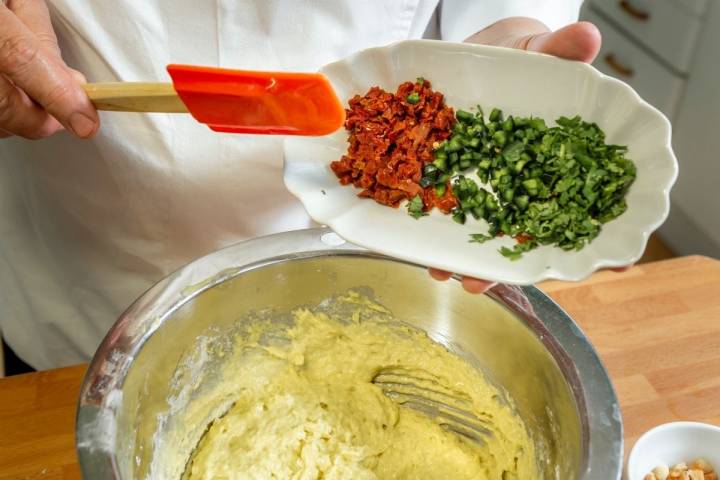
[69,112,97,138]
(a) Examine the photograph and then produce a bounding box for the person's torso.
[0,0,438,368]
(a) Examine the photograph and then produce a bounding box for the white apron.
[0,0,581,370]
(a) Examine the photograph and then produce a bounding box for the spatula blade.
[166,64,345,136]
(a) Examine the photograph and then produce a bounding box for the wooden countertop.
[1,255,719,479]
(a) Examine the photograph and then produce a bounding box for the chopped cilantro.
[407,195,427,219]
[420,106,636,259]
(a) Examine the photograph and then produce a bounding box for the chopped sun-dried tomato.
[330,80,456,213]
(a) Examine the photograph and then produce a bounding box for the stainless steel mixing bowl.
[76,228,622,479]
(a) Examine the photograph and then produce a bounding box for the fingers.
[0,4,98,138]
[428,268,497,294]
[460,277,497,294]
[429,263,630,293]
[0,74,63,138]
[7,0,61,56]
[428,268,453,281]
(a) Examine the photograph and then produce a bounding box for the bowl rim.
[75,227,623,479]
[627,421,720,474]
[283,39,679,284]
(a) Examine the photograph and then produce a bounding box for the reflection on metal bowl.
[76,227,622,479]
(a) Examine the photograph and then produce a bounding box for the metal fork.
[372,367,492,444]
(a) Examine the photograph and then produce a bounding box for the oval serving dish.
[283,40,678,284]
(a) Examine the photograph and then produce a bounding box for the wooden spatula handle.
[82,83,188,113]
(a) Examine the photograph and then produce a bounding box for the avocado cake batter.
[183,293,538,479]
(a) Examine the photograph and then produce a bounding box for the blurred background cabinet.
[581,0,720,258]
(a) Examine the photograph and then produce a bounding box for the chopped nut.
[688,470,705,480]
[692,459,714,474]
[653,465,671,480]
[672,464,690,477]
[648,458,716,480]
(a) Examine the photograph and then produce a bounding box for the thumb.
[465,17,602,64]
[524,22,602,63]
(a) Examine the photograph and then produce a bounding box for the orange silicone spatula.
[82,64,345,136]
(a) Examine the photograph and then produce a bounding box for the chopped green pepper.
[414,99,636,259]
[456,110,475,123]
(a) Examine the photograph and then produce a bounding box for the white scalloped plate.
[283,40,678,284]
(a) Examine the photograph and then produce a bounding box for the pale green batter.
[184,293,538,479]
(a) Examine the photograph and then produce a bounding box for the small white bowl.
[626,422,720,480]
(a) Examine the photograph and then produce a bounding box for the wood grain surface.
[0,364,86,479]
[541,255,720,454]
[1,255,718,479]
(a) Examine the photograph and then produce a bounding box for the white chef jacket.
[0,0,581,370]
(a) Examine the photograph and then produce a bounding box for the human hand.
[464,16,601,63]
[429,17,630,293]
[0,0,98,139]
